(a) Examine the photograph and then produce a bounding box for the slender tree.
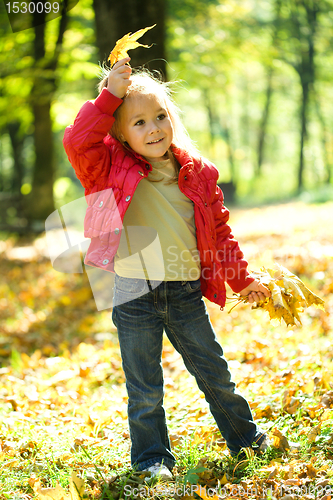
[274,0,320,192]
[25,6,69,222]
[7,122,25,192]
[256,0,282,177]
[314,93,332,184]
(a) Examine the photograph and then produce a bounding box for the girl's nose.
[148,120,160,133]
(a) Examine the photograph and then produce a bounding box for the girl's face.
[119,93,173,162]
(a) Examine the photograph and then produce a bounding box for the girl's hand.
[239,280,270,304]
[107,57,132,98]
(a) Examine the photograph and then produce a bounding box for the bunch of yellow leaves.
[108,25,156,67]
[235,264,325,326]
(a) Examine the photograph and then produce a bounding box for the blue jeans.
[112,275,265,471]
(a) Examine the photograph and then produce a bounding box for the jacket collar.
[104,134,195,170]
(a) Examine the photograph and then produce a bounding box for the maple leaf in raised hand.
[108,25,156,67]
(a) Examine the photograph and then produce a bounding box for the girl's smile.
[119,93,174,162]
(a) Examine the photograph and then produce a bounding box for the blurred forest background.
[0,0,333,231]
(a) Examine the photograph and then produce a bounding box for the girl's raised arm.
[63,91,121,191]
[63,59,132,191]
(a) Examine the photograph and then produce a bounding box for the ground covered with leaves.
[0,201,333,500]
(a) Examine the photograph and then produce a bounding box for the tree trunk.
[314,92,331,184]
[203,89,217,160]
[256,66,274,177]
[224,122,236,184]
[204,90,236,184]
[298,81,309,192]
[26,101,55,220]
[93,0,166,77]
[25,19,56,222]
[7,122,25,192]
[296,0,318,192]
[25,6,68,223]
[241,75,250,150]
[256,0,282,177]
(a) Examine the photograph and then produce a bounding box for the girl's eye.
[135,120,145,126]
[157,114,166,120]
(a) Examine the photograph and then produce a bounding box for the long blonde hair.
[98,67,200,163]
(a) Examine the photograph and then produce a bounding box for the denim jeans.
[112,275,265,471]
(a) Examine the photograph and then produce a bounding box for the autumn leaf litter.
[0,201,333,499]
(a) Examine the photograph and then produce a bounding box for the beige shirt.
[114,159,201,281]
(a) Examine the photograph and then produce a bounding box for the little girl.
[63,57,271,480]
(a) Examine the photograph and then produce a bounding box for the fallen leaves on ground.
[1,202,333,499]
[271,428,291,452]
[29,472,85,500]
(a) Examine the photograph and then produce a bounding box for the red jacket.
[63,88,254,308]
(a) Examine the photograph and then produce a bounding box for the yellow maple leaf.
[69,472,85,500]
[193,485,220,500]
[32,479,68,500]
[271,428,290,452]
[306,463,317,478]
[307,424,321,443]
[108,25,156,67]
[219,472,229,485]
[32,472,85,500]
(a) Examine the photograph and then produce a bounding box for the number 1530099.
[5,2,60,14]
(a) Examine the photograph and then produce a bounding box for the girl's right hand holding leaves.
[107,58,132,98]
[239,279,270,304]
